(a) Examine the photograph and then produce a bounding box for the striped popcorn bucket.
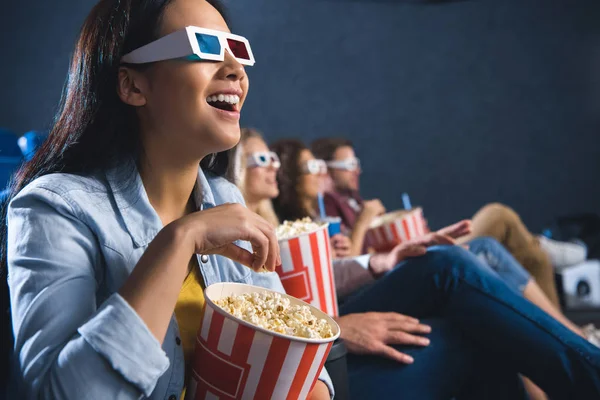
[276,223,338,317]
[187,282,340,400]
[367,208,427,252]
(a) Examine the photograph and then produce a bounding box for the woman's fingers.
[259,219,280,271]
[246,227,270,271]
[189,204,280,272]
[215,243,256,268]
[250,214,280,271]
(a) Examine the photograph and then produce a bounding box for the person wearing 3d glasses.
[3,1,336,399]
[232,132,600,399]
[311,137,589,306]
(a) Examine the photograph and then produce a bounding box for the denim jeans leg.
[468,236,531,293]
[340,246,600,398]
[345,318,526,400]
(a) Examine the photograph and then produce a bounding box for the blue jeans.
[468,236,531,293]
[340,246,600,399]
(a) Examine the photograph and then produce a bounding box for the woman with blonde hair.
[234,128,280,226]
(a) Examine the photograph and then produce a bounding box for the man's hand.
[336,312,431,364]
[369,244,427,277]
[368,232,454,276]
[358,199,386,224]
[331,234,352,258]
[436,219,471,240]
[368,220,472,277]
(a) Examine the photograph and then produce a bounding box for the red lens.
[227,39,250,60]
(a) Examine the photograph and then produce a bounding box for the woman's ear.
[116,67,147,106]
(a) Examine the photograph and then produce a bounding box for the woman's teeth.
[206,94,240,105]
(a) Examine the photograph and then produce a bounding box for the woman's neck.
[138,146,205,226]
[302,196,317,219]
[246,199,260,214]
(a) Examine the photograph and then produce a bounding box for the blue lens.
[195,33,221,55]
[258,154,269,164]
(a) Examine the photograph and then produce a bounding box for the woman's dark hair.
[0,0,227,387]
[270,139,312,223]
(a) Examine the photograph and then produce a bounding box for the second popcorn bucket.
[275,219,339,317]
[187,282,340,400]
[367,208,427,252]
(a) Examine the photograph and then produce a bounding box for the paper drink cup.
[322,217,342,237]
[187,282,340,400]
[367,207,427,252]
[276,223,339,317]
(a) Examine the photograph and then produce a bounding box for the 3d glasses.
[247,152,281,169]
[302,159,328,175]
[121,26,255,66]
[326,157,361,172]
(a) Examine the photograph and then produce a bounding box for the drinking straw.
[402,193,412,210]
[317,192,327,220]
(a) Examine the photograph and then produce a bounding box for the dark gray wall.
[2,0,600,231]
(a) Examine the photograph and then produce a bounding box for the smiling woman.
[1,0,332,399]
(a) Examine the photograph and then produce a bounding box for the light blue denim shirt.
[7,162,333,399]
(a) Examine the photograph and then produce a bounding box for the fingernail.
[405,356,414,363]
[421,338,430,346]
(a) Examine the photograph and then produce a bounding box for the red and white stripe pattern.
[367,208,426,252]
[187,302,334,400]
[276,225,339,316]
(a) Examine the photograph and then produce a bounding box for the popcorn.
[276,217,324,240]
[214,291,334,339]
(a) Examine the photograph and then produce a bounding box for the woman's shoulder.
[11,172,109,213]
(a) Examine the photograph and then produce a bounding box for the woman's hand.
[175,203,281,272]
[307,380,331,400]
[121,203,281,343]
[336,312,431,364]
[331,234,352,258]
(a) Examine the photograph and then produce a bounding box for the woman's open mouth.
[206,93,240,112]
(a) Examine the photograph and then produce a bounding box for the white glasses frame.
[302,159,328,175]
[326,157,361,172]
[121,26,255,66]
[247,152,281,169]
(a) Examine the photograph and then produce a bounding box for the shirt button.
[175,337,181,346]
[168,395,177,400]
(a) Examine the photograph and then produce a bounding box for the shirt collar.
[105,159,215,247]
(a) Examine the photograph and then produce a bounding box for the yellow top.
[174,265,205,399]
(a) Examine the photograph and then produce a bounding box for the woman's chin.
[224,128,242,148]
[268,189,279,199]
[209,127,241,152]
